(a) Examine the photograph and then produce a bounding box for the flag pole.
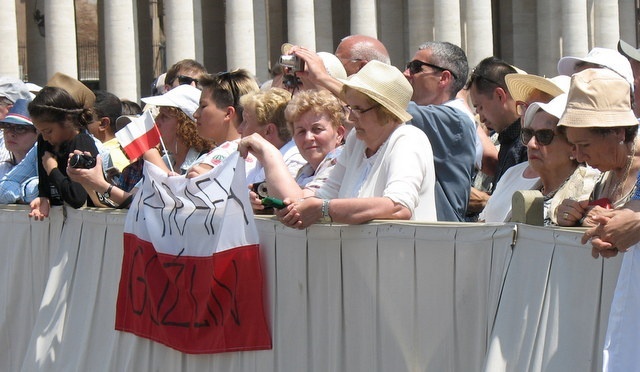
[157,133,175,173]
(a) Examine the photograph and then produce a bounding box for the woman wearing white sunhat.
[140,84,213,174]
[239,60,437,227]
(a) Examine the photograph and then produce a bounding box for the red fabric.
[120,126,161,161]
[115,233,272,354]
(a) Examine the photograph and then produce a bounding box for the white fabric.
[0,206,620,371]
[480,161,541,222]
[603,244,640,371]
[315,124,437,221]
[246,139,306,185]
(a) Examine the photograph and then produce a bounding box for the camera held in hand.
[279,54,304,91]
[70,153,97,169]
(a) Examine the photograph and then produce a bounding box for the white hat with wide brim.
[338,60,413,123]
[141,84,201,121]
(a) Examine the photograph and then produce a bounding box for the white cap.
[523,93,568,128]
[318,52,347,80]
[141,84,201,121]
[557,47,634,88]
[0,77,31,103]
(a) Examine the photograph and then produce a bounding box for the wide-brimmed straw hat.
[557,47,633,88]
[558,68,637,128]
[338,60,413,123]
[523,94,567,128]
[141,84,201,121]
[505,74,569,102]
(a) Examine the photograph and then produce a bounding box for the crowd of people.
[1,34,640,234]
[2,33,640,369]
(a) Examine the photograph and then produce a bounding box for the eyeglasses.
[521,128,556,146]
[176,75,198,86]
[516,101,529,116]
[345,103,380,116]
[0,124,35,135]
[216,71,241,108]
[406,60,457,79]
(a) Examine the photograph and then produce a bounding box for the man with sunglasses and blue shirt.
[403,41,477,222]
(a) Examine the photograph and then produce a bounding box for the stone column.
[463,0,493,69]
[561,0,589,57]
[537,0,562,76]
[226,0,256,75]
[407,0,434,52]
[351,0,377,37]
[44,0,78,78]
[103,0,139,101]
[164,0,198,66]
[511,0,537,72]
[288,0,316,50]
[594,0,620,49]
[434,0,461,46]
[0,0,20,77]
[314,1,333,52]
[619,0,637,45]
[26,0,47,84]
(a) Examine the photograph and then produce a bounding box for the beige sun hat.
[558,68,637,128]
[338,60,413,122]
[505,73,568,102]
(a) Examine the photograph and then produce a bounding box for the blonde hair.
[284,89,346,133]
[239,88,292,142]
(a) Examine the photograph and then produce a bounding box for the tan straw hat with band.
[505,73,568,102]
[558,68,637,128]
[339,60,413,123]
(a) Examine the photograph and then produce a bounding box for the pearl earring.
[569,155,575,160]
[620,140,625,145]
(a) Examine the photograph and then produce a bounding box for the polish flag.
[115,110,161,160]
[115,152,272,354]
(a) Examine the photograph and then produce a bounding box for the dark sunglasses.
[406,60,457,79]
[466,70,502,89]
[521,128,556,146]
[176,75,198,85]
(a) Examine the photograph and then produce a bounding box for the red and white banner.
[115,152,272,354]
[115,110,162,160]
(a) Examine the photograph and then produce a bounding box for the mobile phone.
[261,196,286,209]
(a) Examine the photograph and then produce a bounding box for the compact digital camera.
[69,153,97,169]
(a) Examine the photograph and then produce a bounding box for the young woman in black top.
[28,86,99,220]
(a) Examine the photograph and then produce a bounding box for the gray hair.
[418,41,469,96]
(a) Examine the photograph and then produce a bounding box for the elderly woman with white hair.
[239,60,437,227]
[479,93,598,224]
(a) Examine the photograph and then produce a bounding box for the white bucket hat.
[558,68,637,128]
[141,84,201,121]
[338,60,413,123]
[505,74,569,103]
[523,93,568,128]
[557,47,634,88]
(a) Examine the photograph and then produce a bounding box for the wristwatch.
[320,199,332,223]
[100,184,114,201]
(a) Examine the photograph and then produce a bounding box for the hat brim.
[338,79,413,123]
[505,74,565,102]
[618,40,640,63]
[558,108,638,128]
[0,114,33,126]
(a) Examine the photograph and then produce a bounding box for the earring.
[569,155,575,160]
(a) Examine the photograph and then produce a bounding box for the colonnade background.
[1,0,639,102]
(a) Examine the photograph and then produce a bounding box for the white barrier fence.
[0,205,621,371]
